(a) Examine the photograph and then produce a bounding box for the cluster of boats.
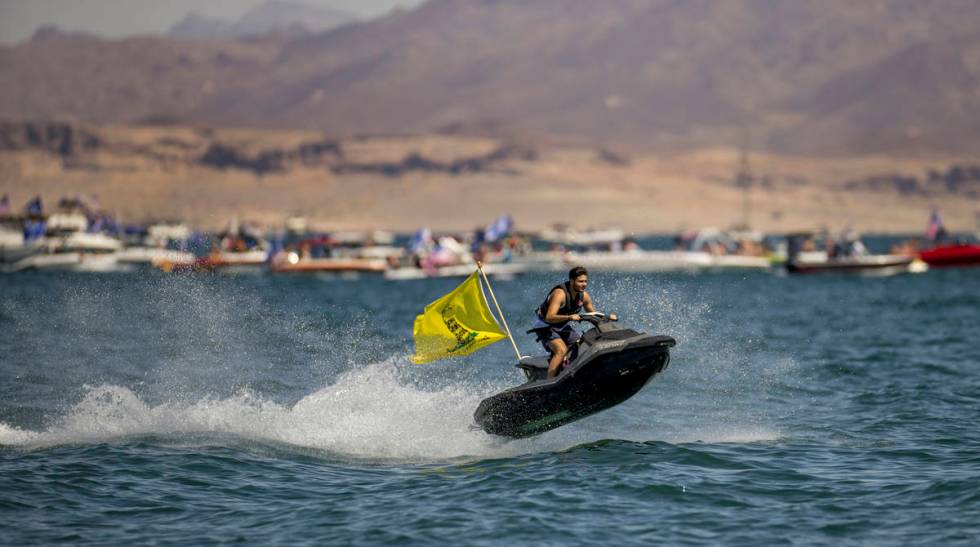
[2,201,978,278]
[0,211,192,273]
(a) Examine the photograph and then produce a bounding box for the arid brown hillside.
[2,0,980,155]
[1,121,977,233]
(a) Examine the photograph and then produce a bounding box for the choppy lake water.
[2,265,979,544]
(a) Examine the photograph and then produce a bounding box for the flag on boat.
[24,196,43,216]
[484,214,514,243]
[410,227,434,254]
[925,210,946,242]
[411,271,507,364]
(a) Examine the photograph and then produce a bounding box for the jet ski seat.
[516,356,556,382]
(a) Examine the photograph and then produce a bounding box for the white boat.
[531,226,773,273]
[505,250,568,272]
[384,262,528,280]
[676,228,774,270]
[118,247,197,265]
[13,250,127,273]
[118,222,196,265]
[350,244,404,260]
[204,219,271,274]
[390,230,529,280]
[0,215,46,268]
[266,229,404,275]
[565,248,772,274]
[564,249,704,272]
[787,253,926,277]
[269,252,388,274]
[704,253,773,270]
[8,214,129,273]
[537,225,626,247]
[329,229,397,247]
[785,232,927,277]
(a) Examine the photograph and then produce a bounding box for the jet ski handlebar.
[578,312,615,326]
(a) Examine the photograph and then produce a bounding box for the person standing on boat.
[530,266,617,378]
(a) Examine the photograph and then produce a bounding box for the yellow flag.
[411,272,507,364]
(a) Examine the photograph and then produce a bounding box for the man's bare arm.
[544,289,580,323]
[583,292,596,313]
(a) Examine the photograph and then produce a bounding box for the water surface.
[2,267,979,544]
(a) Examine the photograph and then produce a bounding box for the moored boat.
[785,231,926,277]
[267,230,401,275]
[271,254,388,274]
[0,213,46,268]
[561,227,772,273]
[918,243,980,268]
[915,211,980,267]
[384,261,527,280]
[787,253,925,276]
[8,212,128,273]
[117,222,196,266]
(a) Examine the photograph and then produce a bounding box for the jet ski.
[474,313,676,438]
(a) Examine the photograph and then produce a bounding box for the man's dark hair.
[568,266,588,279]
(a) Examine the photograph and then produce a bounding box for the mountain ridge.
[2,0,979,154]
[168,0,357,39]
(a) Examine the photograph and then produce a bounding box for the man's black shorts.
[532,324,580,353]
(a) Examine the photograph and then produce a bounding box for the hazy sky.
[0,0,425,44]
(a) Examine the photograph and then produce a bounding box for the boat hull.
[384,262,527,280]
[271,257,387,274]
[918,244,980,268]
[787,254,919,276]
[566,250,770,273]
[7,252,131,273]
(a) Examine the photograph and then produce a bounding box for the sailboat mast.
[736,137,752,230]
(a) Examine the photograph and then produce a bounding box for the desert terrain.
[1,122,976,235]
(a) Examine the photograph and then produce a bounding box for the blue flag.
[484,214,514,243]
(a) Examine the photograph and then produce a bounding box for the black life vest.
[536,281,584,325]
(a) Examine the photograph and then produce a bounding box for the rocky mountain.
[2,0,979,154]
[168,1,356,39]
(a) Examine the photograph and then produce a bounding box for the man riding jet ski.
[527,265,615,379]
[474,312,676,438]
[408,264,676,439]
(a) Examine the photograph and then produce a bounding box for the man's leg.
[560,327,581,363]
[547,338,567,378]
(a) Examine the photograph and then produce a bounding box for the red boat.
[918,243,980,268]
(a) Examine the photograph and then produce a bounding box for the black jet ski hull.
[474,336,673,438]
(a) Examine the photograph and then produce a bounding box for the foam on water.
[0,359,591,460]
[0,358,780,460]
[0,422,39,445]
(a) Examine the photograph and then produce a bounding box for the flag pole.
[476,261,524,361]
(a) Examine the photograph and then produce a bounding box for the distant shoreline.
[2,123,977,235]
